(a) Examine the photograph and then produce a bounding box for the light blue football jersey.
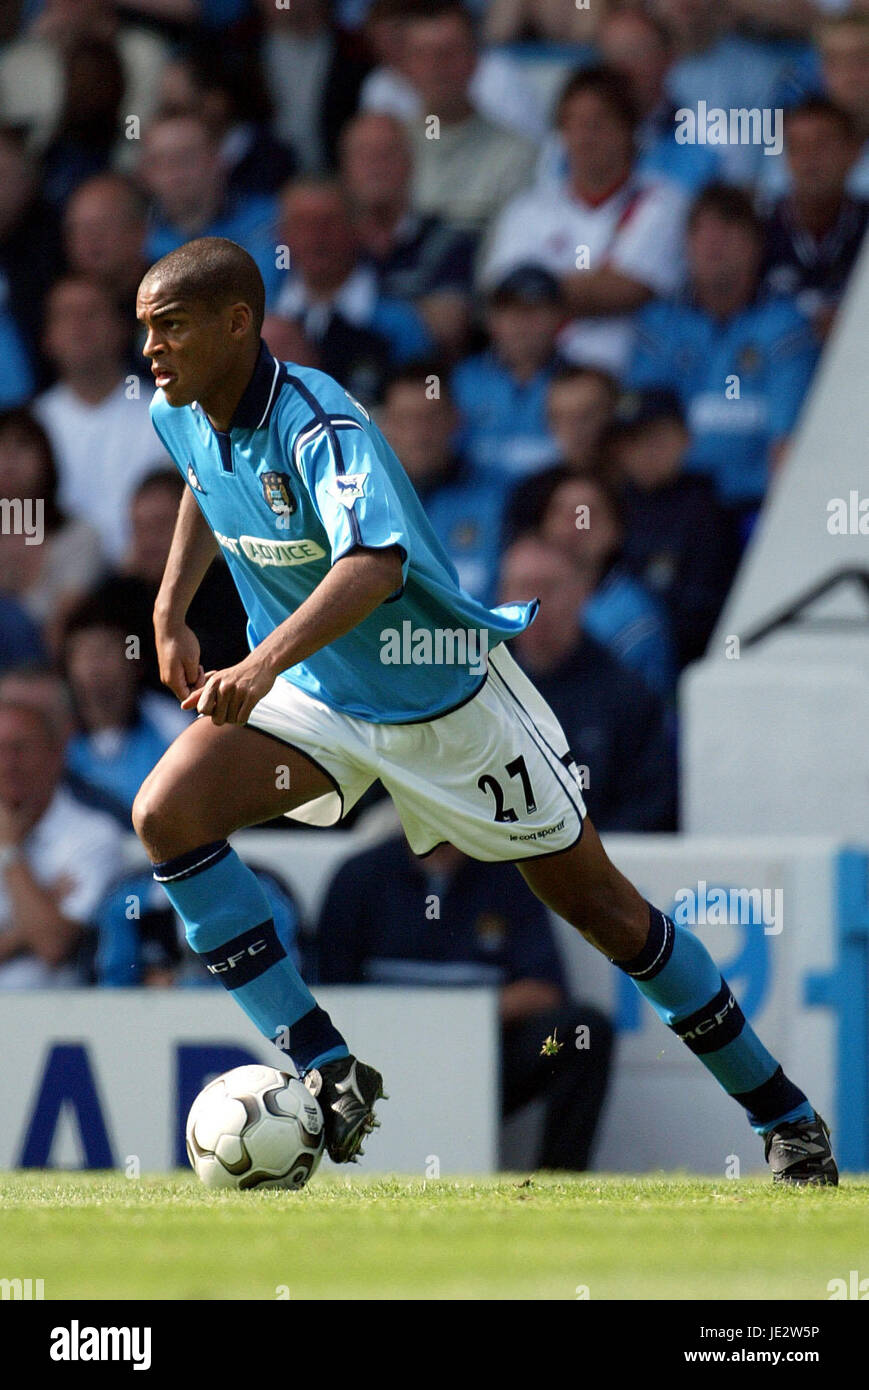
[149,342,536,722]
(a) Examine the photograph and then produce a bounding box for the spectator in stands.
[34,276,166,564]
[482,67,687,375]
[340,111,478,358]
[502,534,677,830]
[317,833,614,1171]
[0,127,63,388]
[502,365,620,545]
[762,98,868,341]
[400,2,538,230]
[598,7,724,194]
[0,409,104,650]
[60,598,189,826]
[451,266,564,479]
[272,178,433,402]
[0,0,168,157]
[255,0,370,174]
[605,389,737,668]
[535,469,675,696]
[761,100,862,339]
[261,314,323,370]
[140,113,282,303]
[93,860,303,987]
[64,173,149,318]
[628,184,819,536]
[40,36,124,205]
[817,12,869,197]
[381,364,504,603]
[156,49,296,198]
[0,667,75,750]
[360,0,548,143]
[546,366,620,472]
[89,468,249,697]
[0,663,120,817]
[651,0,805,184]
[0,696,122,987]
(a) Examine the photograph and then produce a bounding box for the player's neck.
[201,346,262,433]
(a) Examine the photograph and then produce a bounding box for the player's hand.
[179,656,278,726]
[154,620,206,703]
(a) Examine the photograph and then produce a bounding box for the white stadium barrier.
[682,233,869,837]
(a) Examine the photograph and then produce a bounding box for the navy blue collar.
[224,339,283,431]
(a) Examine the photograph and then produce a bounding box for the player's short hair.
[783,96,857,141]
[140,237,266,336]
[556,65,638,133]
[687,183,763,241]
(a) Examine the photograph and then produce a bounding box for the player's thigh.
[518,816,648,958]
[132,716,334,855]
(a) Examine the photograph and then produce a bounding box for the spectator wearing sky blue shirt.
[452,266,563,481]
[140,114,282,304]
[652,0,814,185]
[381,363,505,606]
[628,183,819,536]
[93,862,301,988]
[536,468,676,697]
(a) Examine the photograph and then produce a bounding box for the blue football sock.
[614,905,814,1135]
[153,840,348,1073]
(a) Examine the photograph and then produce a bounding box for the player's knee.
[132,778,179,855]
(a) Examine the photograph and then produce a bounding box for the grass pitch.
[0,1172,866,1301]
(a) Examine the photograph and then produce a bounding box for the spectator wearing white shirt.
[399,2,539,231]
[0,698,123,988]
[482,66,688,376]
[33,276,167,565]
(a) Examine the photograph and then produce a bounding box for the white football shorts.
[245,643,586,861]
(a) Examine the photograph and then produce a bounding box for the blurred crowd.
[0,0,866,1014]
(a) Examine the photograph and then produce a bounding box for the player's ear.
[228,302,253,340]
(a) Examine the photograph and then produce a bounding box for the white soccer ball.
[186,1064,325,1190]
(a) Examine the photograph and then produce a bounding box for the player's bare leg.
[132,716,335,859]
[132,719,384,1163]
[517,816,648,962]
[519,819,838,1185]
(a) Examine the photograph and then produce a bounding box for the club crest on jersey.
[261,470,296,516]
[186,462,205,493]
[328,474,366,509]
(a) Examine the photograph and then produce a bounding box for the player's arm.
[182,545,404,726]
[153,487,219,701]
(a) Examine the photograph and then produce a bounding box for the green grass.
[0,1172,866,1300]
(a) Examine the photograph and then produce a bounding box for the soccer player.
[133,237,837,1182]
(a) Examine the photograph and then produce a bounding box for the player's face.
[137,283,234,408]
